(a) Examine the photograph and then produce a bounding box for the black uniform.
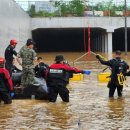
[34,62,49,78]
[5,45,17,76]
[97,56,129,97]
[47,63,83,102]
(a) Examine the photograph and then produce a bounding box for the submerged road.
[1,52,130,130]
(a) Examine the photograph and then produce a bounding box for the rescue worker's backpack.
[111,59,127,85]
[113,59,127,75]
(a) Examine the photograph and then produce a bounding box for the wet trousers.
[21,67,35,86]
[0,91,12,104]
[5,62,12,76]
[108,81,123,97]
[48,84,69,102]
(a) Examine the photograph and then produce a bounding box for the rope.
[117,72,126,86]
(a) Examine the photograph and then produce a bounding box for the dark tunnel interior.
[32,28,130,52]
[113,28,130,52]
[33,28,85,52]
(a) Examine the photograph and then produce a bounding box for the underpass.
[33,27,130,53]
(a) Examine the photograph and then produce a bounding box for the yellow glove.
[96,54,107,61]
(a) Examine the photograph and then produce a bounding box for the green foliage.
[94,0,114,11]
[104,0,113,10]
[27,4,57,17]
[116,4,125,11]
[27,0,130,17]
[94,2,105,11]
[27,4,35,17]
[34,11,56,17]
[55,0,85,16]
[93,0,126,16]
[69,0,85,16]
[60,3,69,16]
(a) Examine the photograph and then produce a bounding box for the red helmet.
[10,39,17,45]
[0,57,5,64]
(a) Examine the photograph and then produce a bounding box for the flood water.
[1,52,130,130]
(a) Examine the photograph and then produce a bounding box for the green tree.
[69,0,85,16]
[27,4,36,17]
[94,2,105,11]
[55,0,85,16]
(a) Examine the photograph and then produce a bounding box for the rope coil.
[117,72,126,85]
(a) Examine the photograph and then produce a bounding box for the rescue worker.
[0,57,14,104]
[96,50,129,98]
[34,57,49,93]
[18,39,37,87]
[47,55,84,102]
[35,57,49,78]
[4,39,18,76]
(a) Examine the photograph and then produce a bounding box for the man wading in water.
[96,50,129,99]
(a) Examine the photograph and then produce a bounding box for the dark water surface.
[1,52,130,130]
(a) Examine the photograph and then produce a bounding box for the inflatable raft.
[12,72,48,100]
[12,70,90,99]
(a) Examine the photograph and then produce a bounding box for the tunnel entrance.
[113,28,130,52]
[32,28,84,52]
[32,28,106,52]
[32,27,130,53]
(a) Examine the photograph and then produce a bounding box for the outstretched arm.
[96,55,111,66]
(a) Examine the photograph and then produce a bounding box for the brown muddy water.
[1,52,130,130]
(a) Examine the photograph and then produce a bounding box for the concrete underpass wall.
[0,0,31,56]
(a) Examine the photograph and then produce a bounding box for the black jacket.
[34,62,49,78]
[98,57,129,82]
[5,45,17,64]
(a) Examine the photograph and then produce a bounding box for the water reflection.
[46,102,73,130]
[1,52,130,129]
[107,98,125,120]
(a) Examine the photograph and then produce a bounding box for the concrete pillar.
[107,32,112,54]
[107,28,114,54]
[105,33,108,52]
